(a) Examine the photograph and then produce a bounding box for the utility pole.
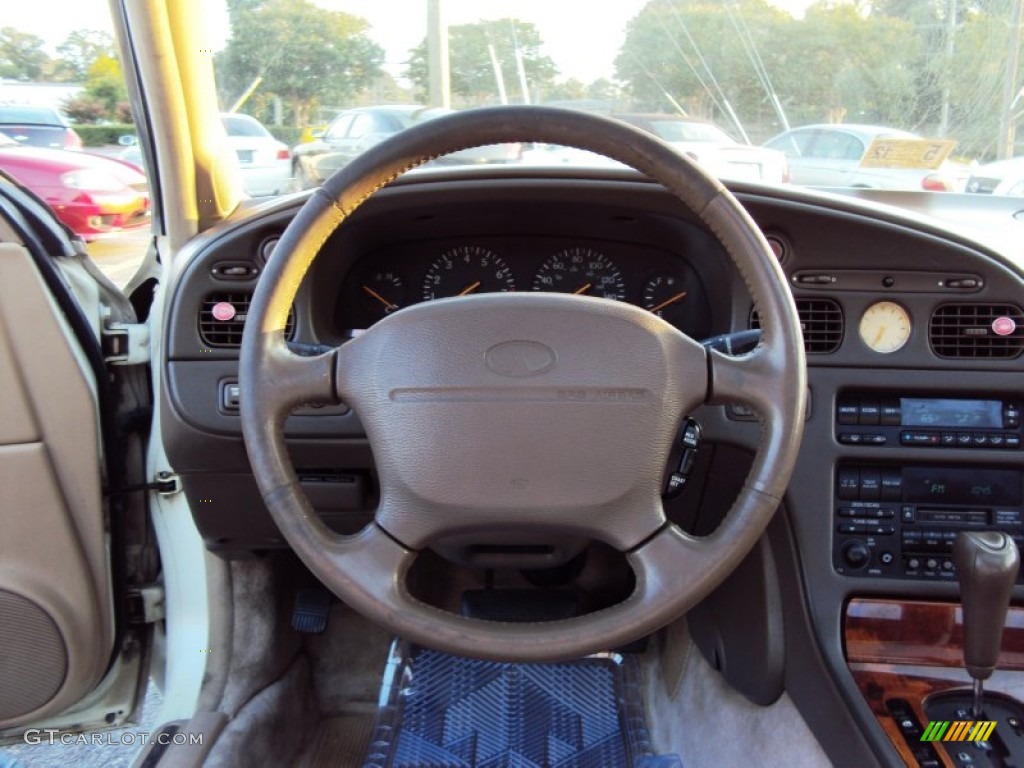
[427,0,451,109]
[939,0,957,137]
[998,0,1023,159]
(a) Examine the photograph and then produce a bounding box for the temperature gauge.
[360,270,405,321]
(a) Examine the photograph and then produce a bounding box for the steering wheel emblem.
[484,340,558,377]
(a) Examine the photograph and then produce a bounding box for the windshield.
[2,0,1022,205]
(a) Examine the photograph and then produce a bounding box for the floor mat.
[363,644,659,767]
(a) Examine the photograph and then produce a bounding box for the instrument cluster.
[334,236,713,338]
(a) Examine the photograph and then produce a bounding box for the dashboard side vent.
[750,298,844,354]
[929,304,1024,359]
[199,293,295,347]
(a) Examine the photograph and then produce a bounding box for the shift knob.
[954,531,1019,680]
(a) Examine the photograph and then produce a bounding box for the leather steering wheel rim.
[239,106,806,661]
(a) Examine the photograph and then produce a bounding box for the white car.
[615,113,789,184]
[763,123,965,190]
[221,113,292,197]
[965,156,1024,195]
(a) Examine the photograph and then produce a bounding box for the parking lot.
[87,229,150,289]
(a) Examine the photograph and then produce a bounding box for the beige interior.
[0,242,113,727]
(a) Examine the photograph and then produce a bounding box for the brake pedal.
[291,588,332,634]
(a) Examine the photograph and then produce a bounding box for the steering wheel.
[239,106,806,662]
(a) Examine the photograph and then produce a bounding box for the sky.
[4,0,816,83]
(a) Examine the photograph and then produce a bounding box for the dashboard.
[331,235,714,337]
[159,167,1024,766]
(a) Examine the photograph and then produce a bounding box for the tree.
[217,0,385,127]
[52,30,119,83]
[405,19,558,105]
[0,27,49,81]
[615,0,930,141]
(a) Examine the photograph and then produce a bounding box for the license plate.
[726,162,762,181]
[236,149,254,164]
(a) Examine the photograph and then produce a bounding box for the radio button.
[941,432,957,446]
[956,433,973,446]
[881,470,902,500]
[838,524,859,534]
[837,402,859,425]
[875,525,895,535]
[1005,435,1021,449]
[838,507,857,518]
[838,432,862,445]
[838,468,860,500]
[989,434,1005,447]
[926,558,939,570]
[942,560,955,571]
[880,508,896,519]
[907,557,921,570]
[972,434,989,447]
[901,506,916,523]
[860,469,881,500]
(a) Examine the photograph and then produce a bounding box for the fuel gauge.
[642,274,688,321]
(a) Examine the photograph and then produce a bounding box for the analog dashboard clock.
[858,300,912,353]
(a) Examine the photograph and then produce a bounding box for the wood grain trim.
[846,598,1024,670]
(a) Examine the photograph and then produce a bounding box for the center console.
[832,394,1024,582]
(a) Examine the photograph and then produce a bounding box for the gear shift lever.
[954,531,1020,717]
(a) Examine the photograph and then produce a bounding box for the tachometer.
[532,247,625,301]
[422,246,515,301]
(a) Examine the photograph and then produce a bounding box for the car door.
[798,129,865,187]
[0,176,155,742]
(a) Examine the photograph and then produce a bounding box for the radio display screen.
[900,398,1003,429]
[903,467,1021,506]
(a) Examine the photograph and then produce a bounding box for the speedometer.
[532,248,626,301]
[422,246,515,301]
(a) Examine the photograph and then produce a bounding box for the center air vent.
[929,304,1024,359]
[750,298,844,354]
[199,293,295,347]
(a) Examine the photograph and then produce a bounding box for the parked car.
[292,105,521,188]
[614,113,789,184]
[965,156,1024,194]
[763,123,964,190]
[220,113,292,196]
[0,131,148,240]
[0,105,83,151]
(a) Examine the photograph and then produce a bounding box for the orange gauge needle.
[361,285,398,311]
[458,280,482,296]
[572,282,592,295]
[648,291,688,314]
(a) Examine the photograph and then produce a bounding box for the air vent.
[199,293,294,347]
[750,298,844,354]
[929,304,1024,359]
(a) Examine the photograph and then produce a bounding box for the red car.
[0,132,149,241]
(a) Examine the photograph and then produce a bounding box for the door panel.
[0,242,113,727]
